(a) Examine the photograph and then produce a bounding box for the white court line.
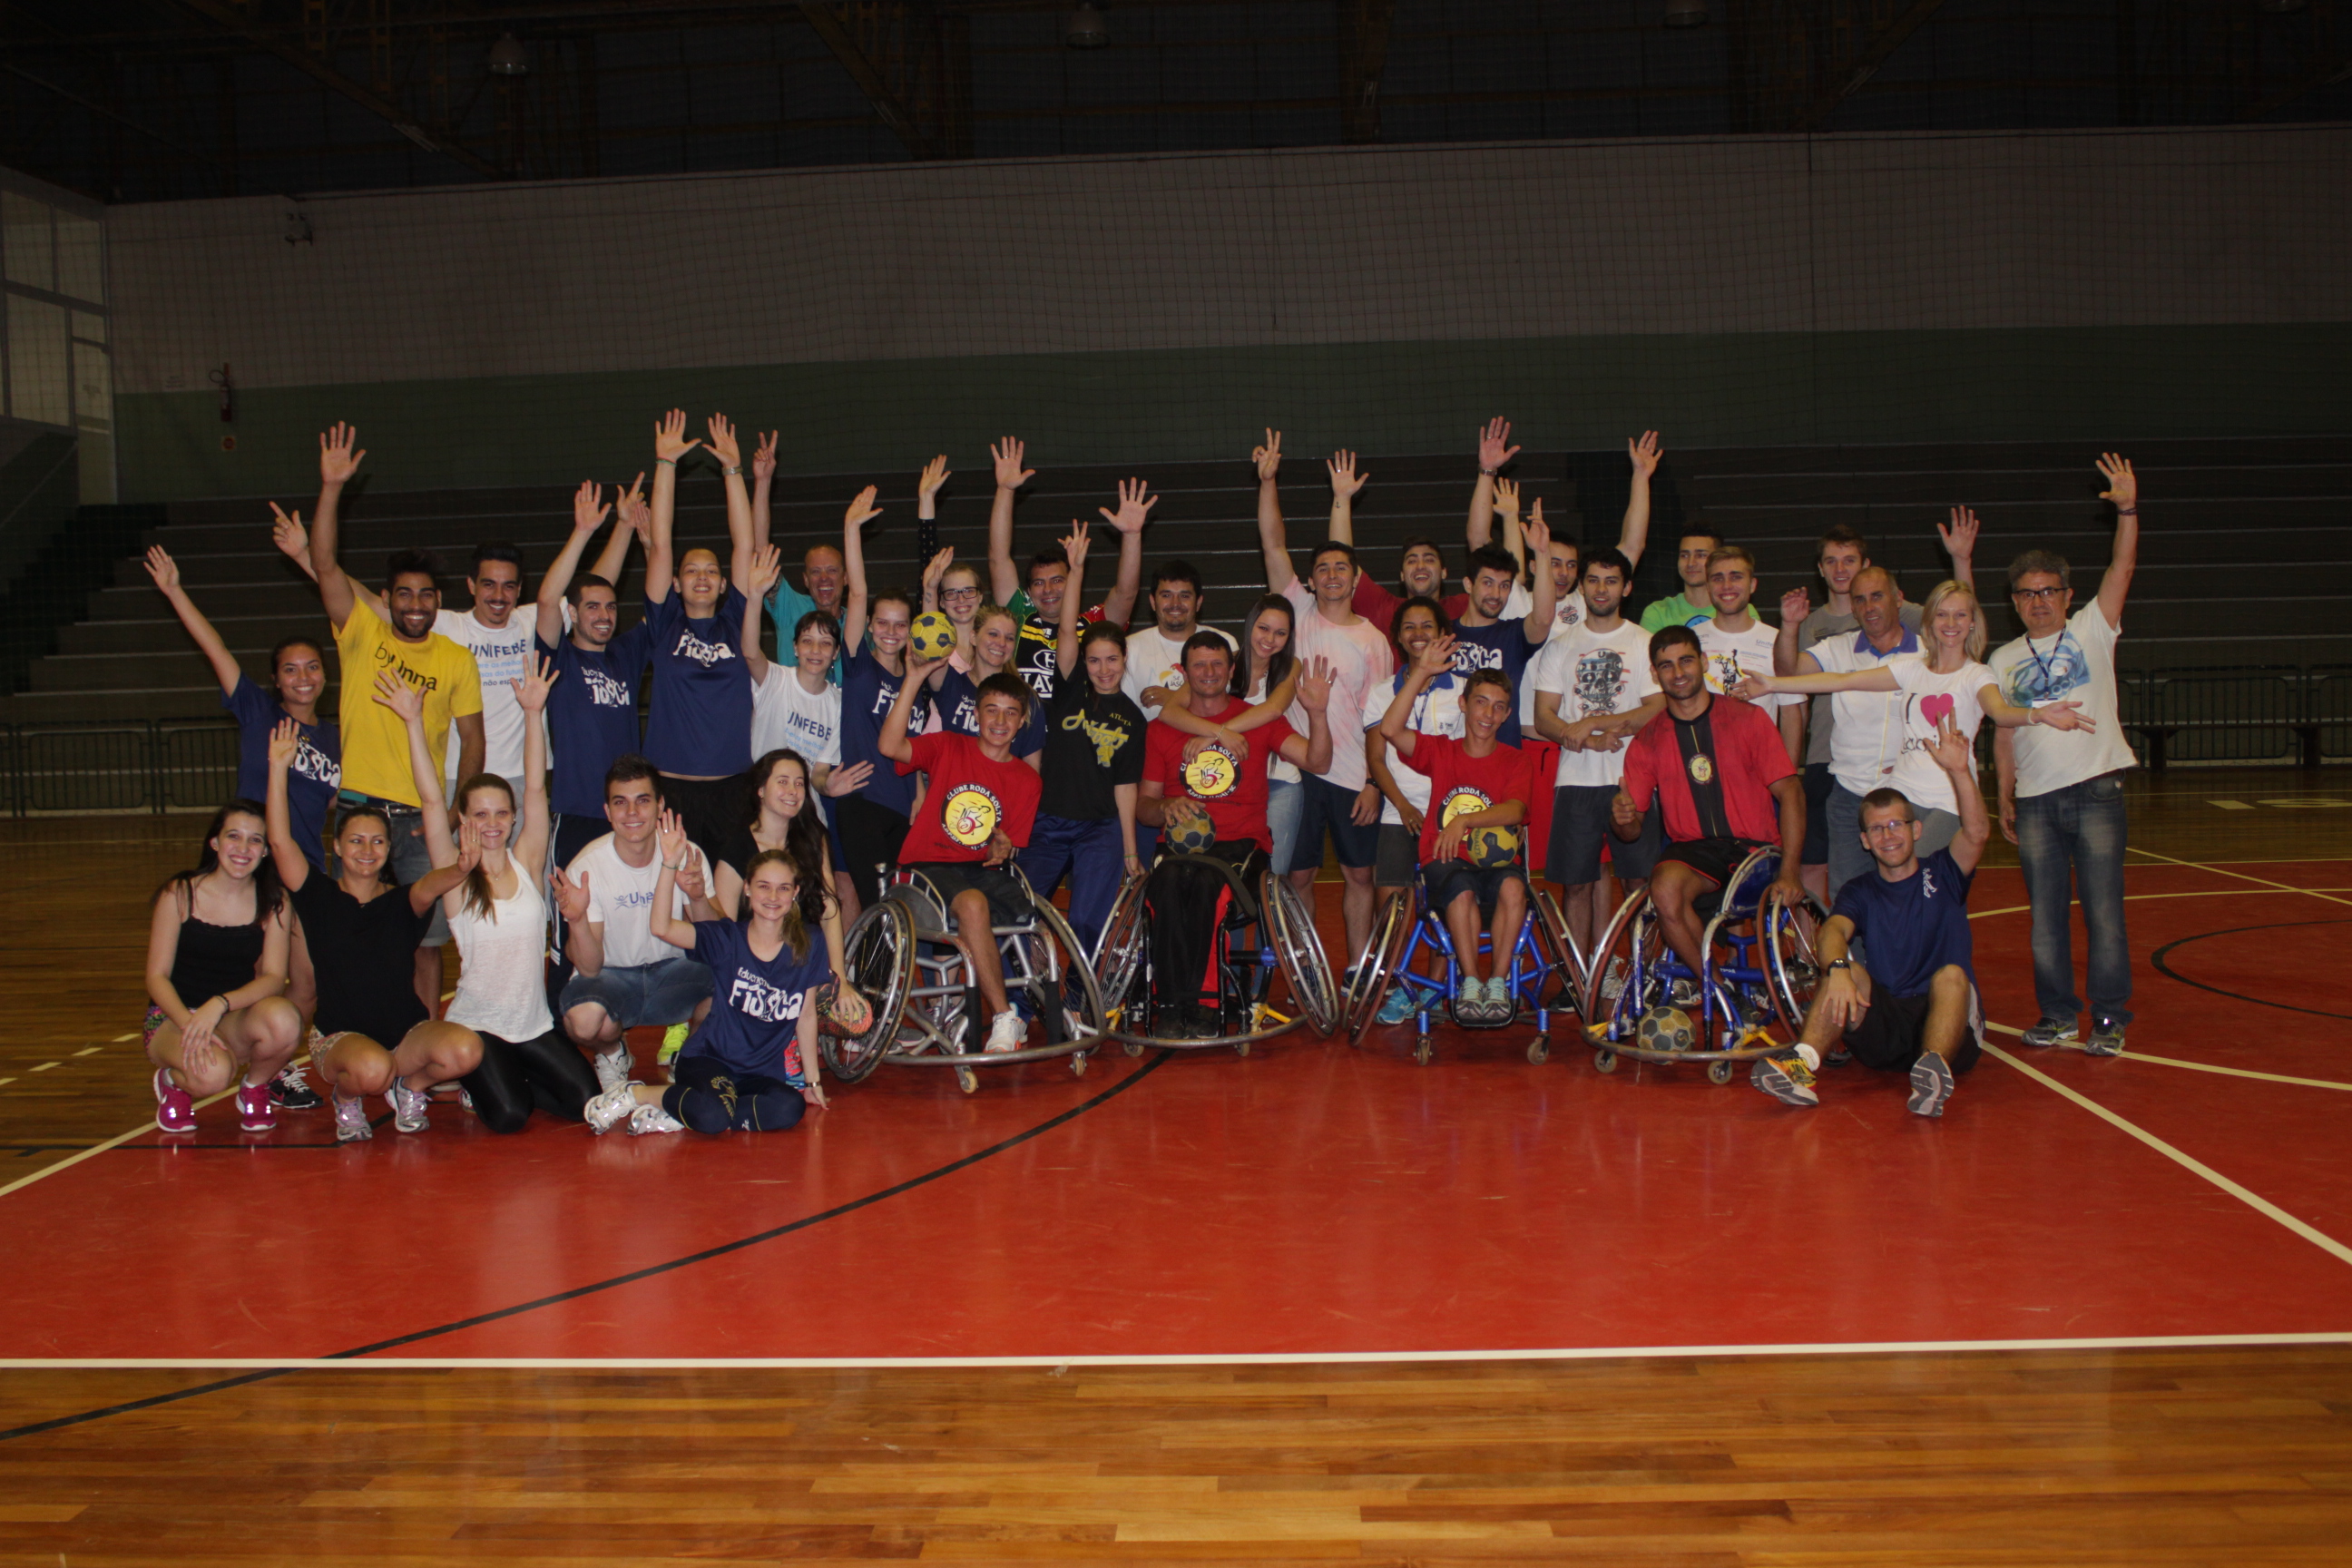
[0,1055,313,1200]
[1982,1019,2352,1092]
[5,1332,2350,1372]
[1971,886,2352,921]
[2124,845,2352,910]
[1984,1040,2352,1269]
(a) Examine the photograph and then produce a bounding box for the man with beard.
[537,479,657,874]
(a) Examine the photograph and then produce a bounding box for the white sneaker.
[583,1084,638,1134]
[385,1078,431,1133]
[984,1008,1026,1054]
[625,1102,686,1136]
[593,1045,634,1095]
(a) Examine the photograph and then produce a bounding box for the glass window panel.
[2,192,54,292]
[54,212,103,303]
[6,295,72,426]
[73,340,112,425]
[72,310,106,343]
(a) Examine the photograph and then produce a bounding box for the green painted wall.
[115,322,2352,502]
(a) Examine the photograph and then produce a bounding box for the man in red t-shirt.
[1612,625,1807,985]
[880,657,1044,1054]
[1380,638,1536,1024]
[1140,632,1336,1035]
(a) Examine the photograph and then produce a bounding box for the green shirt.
[1639,591,1709,632]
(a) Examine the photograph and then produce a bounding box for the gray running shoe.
[332,1093,373,1142]
[2085,1019,2126,1057]
[2021,1017,2078,1049]
[583,1084,638,1134]
[1907,1052,1955,1117]
[386,1078,431,1133]
[1751,1050,1820,1109]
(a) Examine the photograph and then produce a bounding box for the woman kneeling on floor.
[584,816,832,1136]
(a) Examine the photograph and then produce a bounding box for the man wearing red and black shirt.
[1613,624,1807,984]
[880,657,1044,1054]
[1140,632,1337,1036]
[1380,636,1537,1024]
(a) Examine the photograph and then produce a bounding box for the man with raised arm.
[984,437,1147,699]
[1749,717,1991,1118]
[750,429,848,683]
[1326,447,1461,633]
[536,478,656,873]
[642,408,759,869]
[1445,504,1559,748]
[433,542,536,802]
[1990,455,2141,1057]
[303,422,485,1015]
[1252,427,1396,972]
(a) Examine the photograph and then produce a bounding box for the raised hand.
[2096,453,2137,509]
[675,846,709,903]
[1415,632,1459,678]
[656,808,690,869]
[554,867,591,924]
[920,546,954,594]
[1628,429,1663,479]
[1926,714,1974,776]
[1477,416,1518,475]
[455,818,485,876]
[752,430,779,484]
[1780,585,1812,626]
[844,485,882,531]
[142,546,181,593]
[1101,476,1158,535]
[267,717,301,770]
[1939,505,1980,561]
[821,760,875,797]
[706,414,741,470]
[654,407,701,465]
[1492,476,1521,519]
[992,436,1034,492]
[371,670,424,723]
[615,473,649,535]
[1060,521,1092,575]
[1328,449,1368,499]
[917,454,952,503]
[746,544,785,600]
[1252,428,1283,482]
[1296,654,1335,711]
[269,503,309,564]
[318,422,365,485]
[514,653,558,715]
[1524,499,1551,557]
[573,480,609,535]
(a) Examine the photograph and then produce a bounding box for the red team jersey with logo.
[1143,699,1297,848]
[1395,733,1536,863]
[1620,694,1794,845]
[896,731,1044,863]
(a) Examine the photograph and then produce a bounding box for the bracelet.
[663,860,683,871]
[1480,466,1499,476]
[655,456,676,467]
[724,465,741,476]
[2114,505,2137,516]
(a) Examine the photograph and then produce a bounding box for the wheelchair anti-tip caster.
[1708,1059,1735,1085]
[1414,1036,1434,1065]
[956,1066,978,1095]
[1526,1037,1549,1065]
[1593,1047,1618,1073]
[1070,1052,1088,1077]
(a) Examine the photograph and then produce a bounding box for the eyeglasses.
[940,587,980,603]
[2012,586,2066,603]
[1861,819,1916,838]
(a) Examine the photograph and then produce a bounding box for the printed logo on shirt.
[780,710,835,747]
[1687,752,1716,786]
[290,734,340,789]
[728,968,807,1024]
[1573,648,1630,716]
[579,664,632,709]
[1438,786,1493,826]
[1451,641,1504,675]
[869,676,901,717]
[671,630,736,669]
[941,785,1003,848]
[2003,632,2089,705]
[610,888,656,910]
[1182,746,1240,799]
[1059,709,1132,769]
[1704,651,1749,694]
[370,644,442,693]
[1921,865,1940,900]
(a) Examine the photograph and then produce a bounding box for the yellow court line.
[1972,884,2352,921]
[1984,1040,2352,1270]
[2114,1052,2352,1093]
[0,1055,314,1201]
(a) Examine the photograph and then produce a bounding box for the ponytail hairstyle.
[159,799,285,926]
[740,846,814,962]
[452,773,517,922]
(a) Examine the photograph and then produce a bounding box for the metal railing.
[0,720,240,816]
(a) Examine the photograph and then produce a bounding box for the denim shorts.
[556,956,714,1030]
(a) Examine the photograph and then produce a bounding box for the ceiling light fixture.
[1065,4,1109,49]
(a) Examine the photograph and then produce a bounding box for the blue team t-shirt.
[538,623,652,818]
[1831,847,1975,997]
[1447,618,1542,745]
[642,586,753,779]
[224,675,340,872]
[683,916,830,1084]
[839,646,929,817]
[932,665,1046,758]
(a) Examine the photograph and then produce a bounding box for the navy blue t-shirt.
[225,675,340,872]
[839,647,929,817]
[539,624,652,818]
[1831,848,1975,997]
[643,586,753,778]
[1447,617,1541,745]
[683,916,830,1084]
[933,665,1046,759]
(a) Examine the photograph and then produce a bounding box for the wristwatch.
[1827,957,1852,971]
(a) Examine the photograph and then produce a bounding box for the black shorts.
[1549,784,1662,887]
[1422,860,1527,919]
[1801,761,1833,867]
[660,771,750,872]
[1656,836,1764,889]
[906,860,1030,931]
[1291,773,1380,873]
[1842,977,1984,1073]
[1376,823,1420,888]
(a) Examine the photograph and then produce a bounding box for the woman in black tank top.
[144,800,304,1134]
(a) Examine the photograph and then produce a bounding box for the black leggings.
[834,791,911,911]
[661,1053,806,1134]
[462,1029,601,1134]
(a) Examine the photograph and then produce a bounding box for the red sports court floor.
[3,851,2347,1369]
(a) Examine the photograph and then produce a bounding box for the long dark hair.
[739,847,815,961]
[743,749,836,922]
[159,799,285,926]
[1233,593,1296,701]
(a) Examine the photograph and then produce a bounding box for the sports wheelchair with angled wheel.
[822,864,1105,1094]
[1338,861,1585,1066]
[1581,844,1823,1082]
[1089,856,1338,1054]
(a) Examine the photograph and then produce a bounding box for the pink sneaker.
[234,1081,277,1132]
[153,1067,196,1133]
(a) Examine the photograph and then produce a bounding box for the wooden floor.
[4,765,2350,1563]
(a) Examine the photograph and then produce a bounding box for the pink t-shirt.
[1282,581,1394,793]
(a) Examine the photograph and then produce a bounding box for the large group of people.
[141,411,2143,1136]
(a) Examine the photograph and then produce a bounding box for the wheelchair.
[1089,855,1338,1054]
[1580,844,1824,1082]
[1338,855,1586,1066]
[823,864,1106,1094]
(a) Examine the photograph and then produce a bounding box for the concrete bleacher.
[7,436,2347,729]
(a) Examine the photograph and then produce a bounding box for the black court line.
[2151,918,2352,1023]
[0,1049,1173,1443]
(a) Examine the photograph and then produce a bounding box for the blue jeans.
[1019,812,1128,956]
[2014,771,2133,1026]
[1266,777,1304,877]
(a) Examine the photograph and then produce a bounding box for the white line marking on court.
[2123,846,2352,910]
[1984,1040,2352,1269]
[5,1332,2350,1373]
[0,1056,315,1201]
[1983,1019,2349,1091]
[1967,886,2352,920]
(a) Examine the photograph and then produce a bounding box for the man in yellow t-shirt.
[305,423,485,1014]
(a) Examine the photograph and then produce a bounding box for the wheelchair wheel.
[1529,887,1585,1020]
[827,898,916,1083]
[1016,897,1108,1051]
[1262,871,1339,1036]
[1762,890,1827,1037]
[1345,888,1416,1046]
[1583,888,1664,1045]
[1091,873,1146,1023]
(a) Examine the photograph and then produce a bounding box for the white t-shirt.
[751,663,843,767]
[567,831,702,971]
[1811,626,1925,797]
[1882,655,1993,815]
[1698,617,1799,710]
[1989,604,2135,798]
[445,870,554,1042]
[1281,582,1395,792]
[1123,623,1235,706]
[1533,620,1659,789]
[1359,671,1465,824]
[436,608,538,782]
